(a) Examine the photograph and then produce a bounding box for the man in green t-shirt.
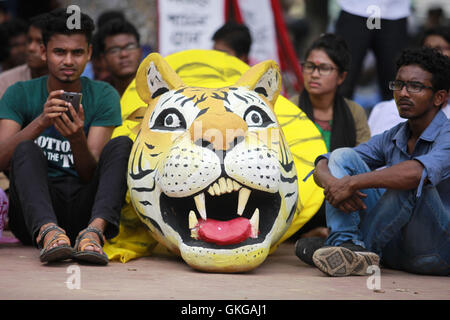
[0,8,132,265]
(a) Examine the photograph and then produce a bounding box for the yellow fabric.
[104,194,158,262]
[104,49,326,262]
[270,96,326,252]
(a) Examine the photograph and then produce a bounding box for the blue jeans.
[324,148,450,276]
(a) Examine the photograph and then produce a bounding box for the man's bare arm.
[0,119,38,170]
[314,157,424,212]
[349,160,423,191]
[0,90,70,170]
[313,158,336,189]
[69,125,113,183]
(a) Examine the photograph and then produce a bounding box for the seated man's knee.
[329,147,358,165]
[100,136,133,160]
[106,136,133,152]
[12,140,40,159]
[113,136,133,148]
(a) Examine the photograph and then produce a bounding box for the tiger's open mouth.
[160,176,281,249]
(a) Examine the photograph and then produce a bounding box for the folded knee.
[12,140,41,159]
[111,136,132,147]
[99,136,133,163]
[329,147,358,164]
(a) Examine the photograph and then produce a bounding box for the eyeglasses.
[105,42,140,56]
[301,61,337,76]
[426,45,450,54]
[388,80,433,93]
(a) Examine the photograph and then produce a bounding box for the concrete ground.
[0,231,448,301]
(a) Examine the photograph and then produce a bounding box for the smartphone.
[60,92,82,121]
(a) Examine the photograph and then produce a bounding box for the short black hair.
[420,26,450,46]
[395,47,450,92]
[304,33,351,73]
[42,8,95,47]
[96,10,126,27]
[0,18,28,62]
[29,12,49,32]
[95,18,140,54]
[212,22,252,57]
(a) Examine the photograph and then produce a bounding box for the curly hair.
[42,8,95,47]
[304,33,351,74]
[395,47,450,92]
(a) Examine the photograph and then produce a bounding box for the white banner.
[237,0,279,65]
[158,0,226,57]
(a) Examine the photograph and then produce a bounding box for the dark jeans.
[8,136,132,246]
[335,11,408,101]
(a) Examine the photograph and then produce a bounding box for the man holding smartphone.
[0,8,132,265]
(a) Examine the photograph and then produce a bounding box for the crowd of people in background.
[0,1,448,277]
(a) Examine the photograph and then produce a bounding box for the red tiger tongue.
[197,217,251,245]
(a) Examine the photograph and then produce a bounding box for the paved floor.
[0,231,448,301]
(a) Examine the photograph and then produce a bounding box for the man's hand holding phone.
[60,91,82,121]
[51,90,85,141]
[40,90,71,128]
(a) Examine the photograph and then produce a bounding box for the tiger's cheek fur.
[157,134,222,197]
[224,131,280,192]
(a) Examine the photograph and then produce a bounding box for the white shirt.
[338,0,410,20]
[368,99,450,136]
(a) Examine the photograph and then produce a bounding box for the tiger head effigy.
[128,52,298,272]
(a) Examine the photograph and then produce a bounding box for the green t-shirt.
[0,75,122,177]
[315,120,332,152]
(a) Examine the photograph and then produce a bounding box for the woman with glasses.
[291,34,370,244]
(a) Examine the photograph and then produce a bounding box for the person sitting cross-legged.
[296,47,450,276]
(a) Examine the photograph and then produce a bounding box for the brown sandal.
[37,225,74,263]
[73,227,108,265]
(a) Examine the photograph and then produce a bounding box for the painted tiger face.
[129,53,298,272]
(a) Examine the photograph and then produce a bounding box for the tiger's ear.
[234,60,281,106]
[136,52,185,104]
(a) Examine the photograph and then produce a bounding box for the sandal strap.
[45,233,70,250]
[78,236,102,252]
[37,224,67,249]
[75,226,105,250]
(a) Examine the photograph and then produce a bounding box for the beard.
[55,69,80,83]
[58,76,76,83]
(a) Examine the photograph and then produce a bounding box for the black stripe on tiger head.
[136,209,164,236]
[254,87,268,97]
[152,87,169,99]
